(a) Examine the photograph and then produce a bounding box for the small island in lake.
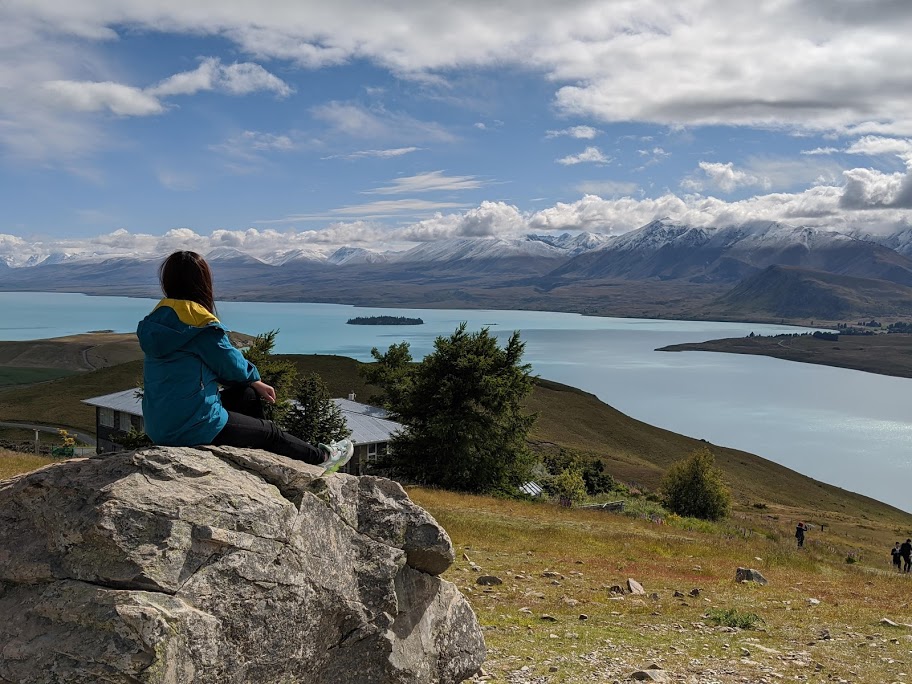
[346,315,424,326]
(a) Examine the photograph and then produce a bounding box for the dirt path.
[0,421,96,446]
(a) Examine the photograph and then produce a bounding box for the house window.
[99,408,115,428]
[366,443,379,462]
[119,412,133,432]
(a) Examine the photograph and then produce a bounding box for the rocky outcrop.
[0,446,485,683]
[735,567,769,585]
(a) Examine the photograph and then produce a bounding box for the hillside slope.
[708,265,912,319]
[0,356,908,537]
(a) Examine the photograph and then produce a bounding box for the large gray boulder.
[0,446,485,683]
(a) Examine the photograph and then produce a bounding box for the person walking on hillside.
[892,542,903,572]
[137,250,353,472]
[795,521,806,549]
[900,539,912,573]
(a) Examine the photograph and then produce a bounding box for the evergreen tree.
[660,447,731,521]
[361,341,414,414]
[285,372,350,446]
[242,330,298,424]
[365,323,537,494]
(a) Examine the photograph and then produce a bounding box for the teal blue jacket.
[137,299,260,446]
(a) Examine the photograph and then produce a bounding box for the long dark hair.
[159,251,217,315]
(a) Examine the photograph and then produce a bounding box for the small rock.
[542,571,564,580]
[561,597,579,606]
[735,567,768,585]
[630,669,667,682]
[549,665,559,672]
[470,565,481,572]
[740,647,751,657]
[818,628,832,640]
[627,578,646,595]
[649,592,660,601]
[578,614,589,620]
[688,588,701,597]
[476,575,502,586]
[540,614,558,622]
[609,585,625,595]
[673,590,685,598]
[807,598,820,606]
[881,618,899,627]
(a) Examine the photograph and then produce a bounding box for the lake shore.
[658,332,912,379]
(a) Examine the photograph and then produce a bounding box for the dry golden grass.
[410,487,912,684]
[0,448,57,480]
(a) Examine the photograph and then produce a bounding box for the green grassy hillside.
[0,355,908,559]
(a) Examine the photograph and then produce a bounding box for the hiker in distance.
[795,521,806,549]
[892,542,903,572]
[137,250,353,473]
[901,539,912,573]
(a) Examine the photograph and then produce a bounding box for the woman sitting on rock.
[137,250,352,472]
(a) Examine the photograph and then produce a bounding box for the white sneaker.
[318,438,354,474]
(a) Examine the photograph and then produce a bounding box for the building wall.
[95,407,145,454]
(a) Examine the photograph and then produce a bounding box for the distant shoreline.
[658,332,912,380]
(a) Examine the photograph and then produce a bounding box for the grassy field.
[659,332,912,379]
[410,488,912,684]
[0,448,57,480]
[0,366,78,387]
[0,450,907,683]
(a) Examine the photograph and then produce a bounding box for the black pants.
[212,384,324,465]
[904,556,911,573]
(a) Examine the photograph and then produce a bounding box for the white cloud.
[311,102,455,143]
[841,165,912,209]
[844,136,912,162]
[801,146,840,156]
[322,147,421,160]
[682,162,766,193]
[556,146,610,166]
[364,170,483,194]
[394,201,527,241]
[148,57,293,98]
[5,166,912,263]
[8,0,912,138]
[42,80,164,116]
[546,125,601,139]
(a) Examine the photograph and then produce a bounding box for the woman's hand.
[251,380,277,404]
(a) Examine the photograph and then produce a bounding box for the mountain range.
[3,219,912,322]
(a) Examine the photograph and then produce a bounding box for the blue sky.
[1,1,911,262]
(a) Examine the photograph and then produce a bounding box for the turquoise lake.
[1,291,910,512]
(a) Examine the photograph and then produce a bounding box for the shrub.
[660,447,731,521]
[551,468,587,505]
[706,607,764,629]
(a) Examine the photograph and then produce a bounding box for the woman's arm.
[189,327,261,385]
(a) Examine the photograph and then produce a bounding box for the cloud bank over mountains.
[4,168,912,267]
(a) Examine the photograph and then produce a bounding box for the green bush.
[551,468,587,504]
[660,447,731,521]
[706,608,764,629]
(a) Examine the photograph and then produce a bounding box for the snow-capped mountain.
[548,218,912,285]
[264,248,328,266]
[205,247,267,265]
[392,236,568,264]
[326,247,389,266]
[527,231,613,255]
